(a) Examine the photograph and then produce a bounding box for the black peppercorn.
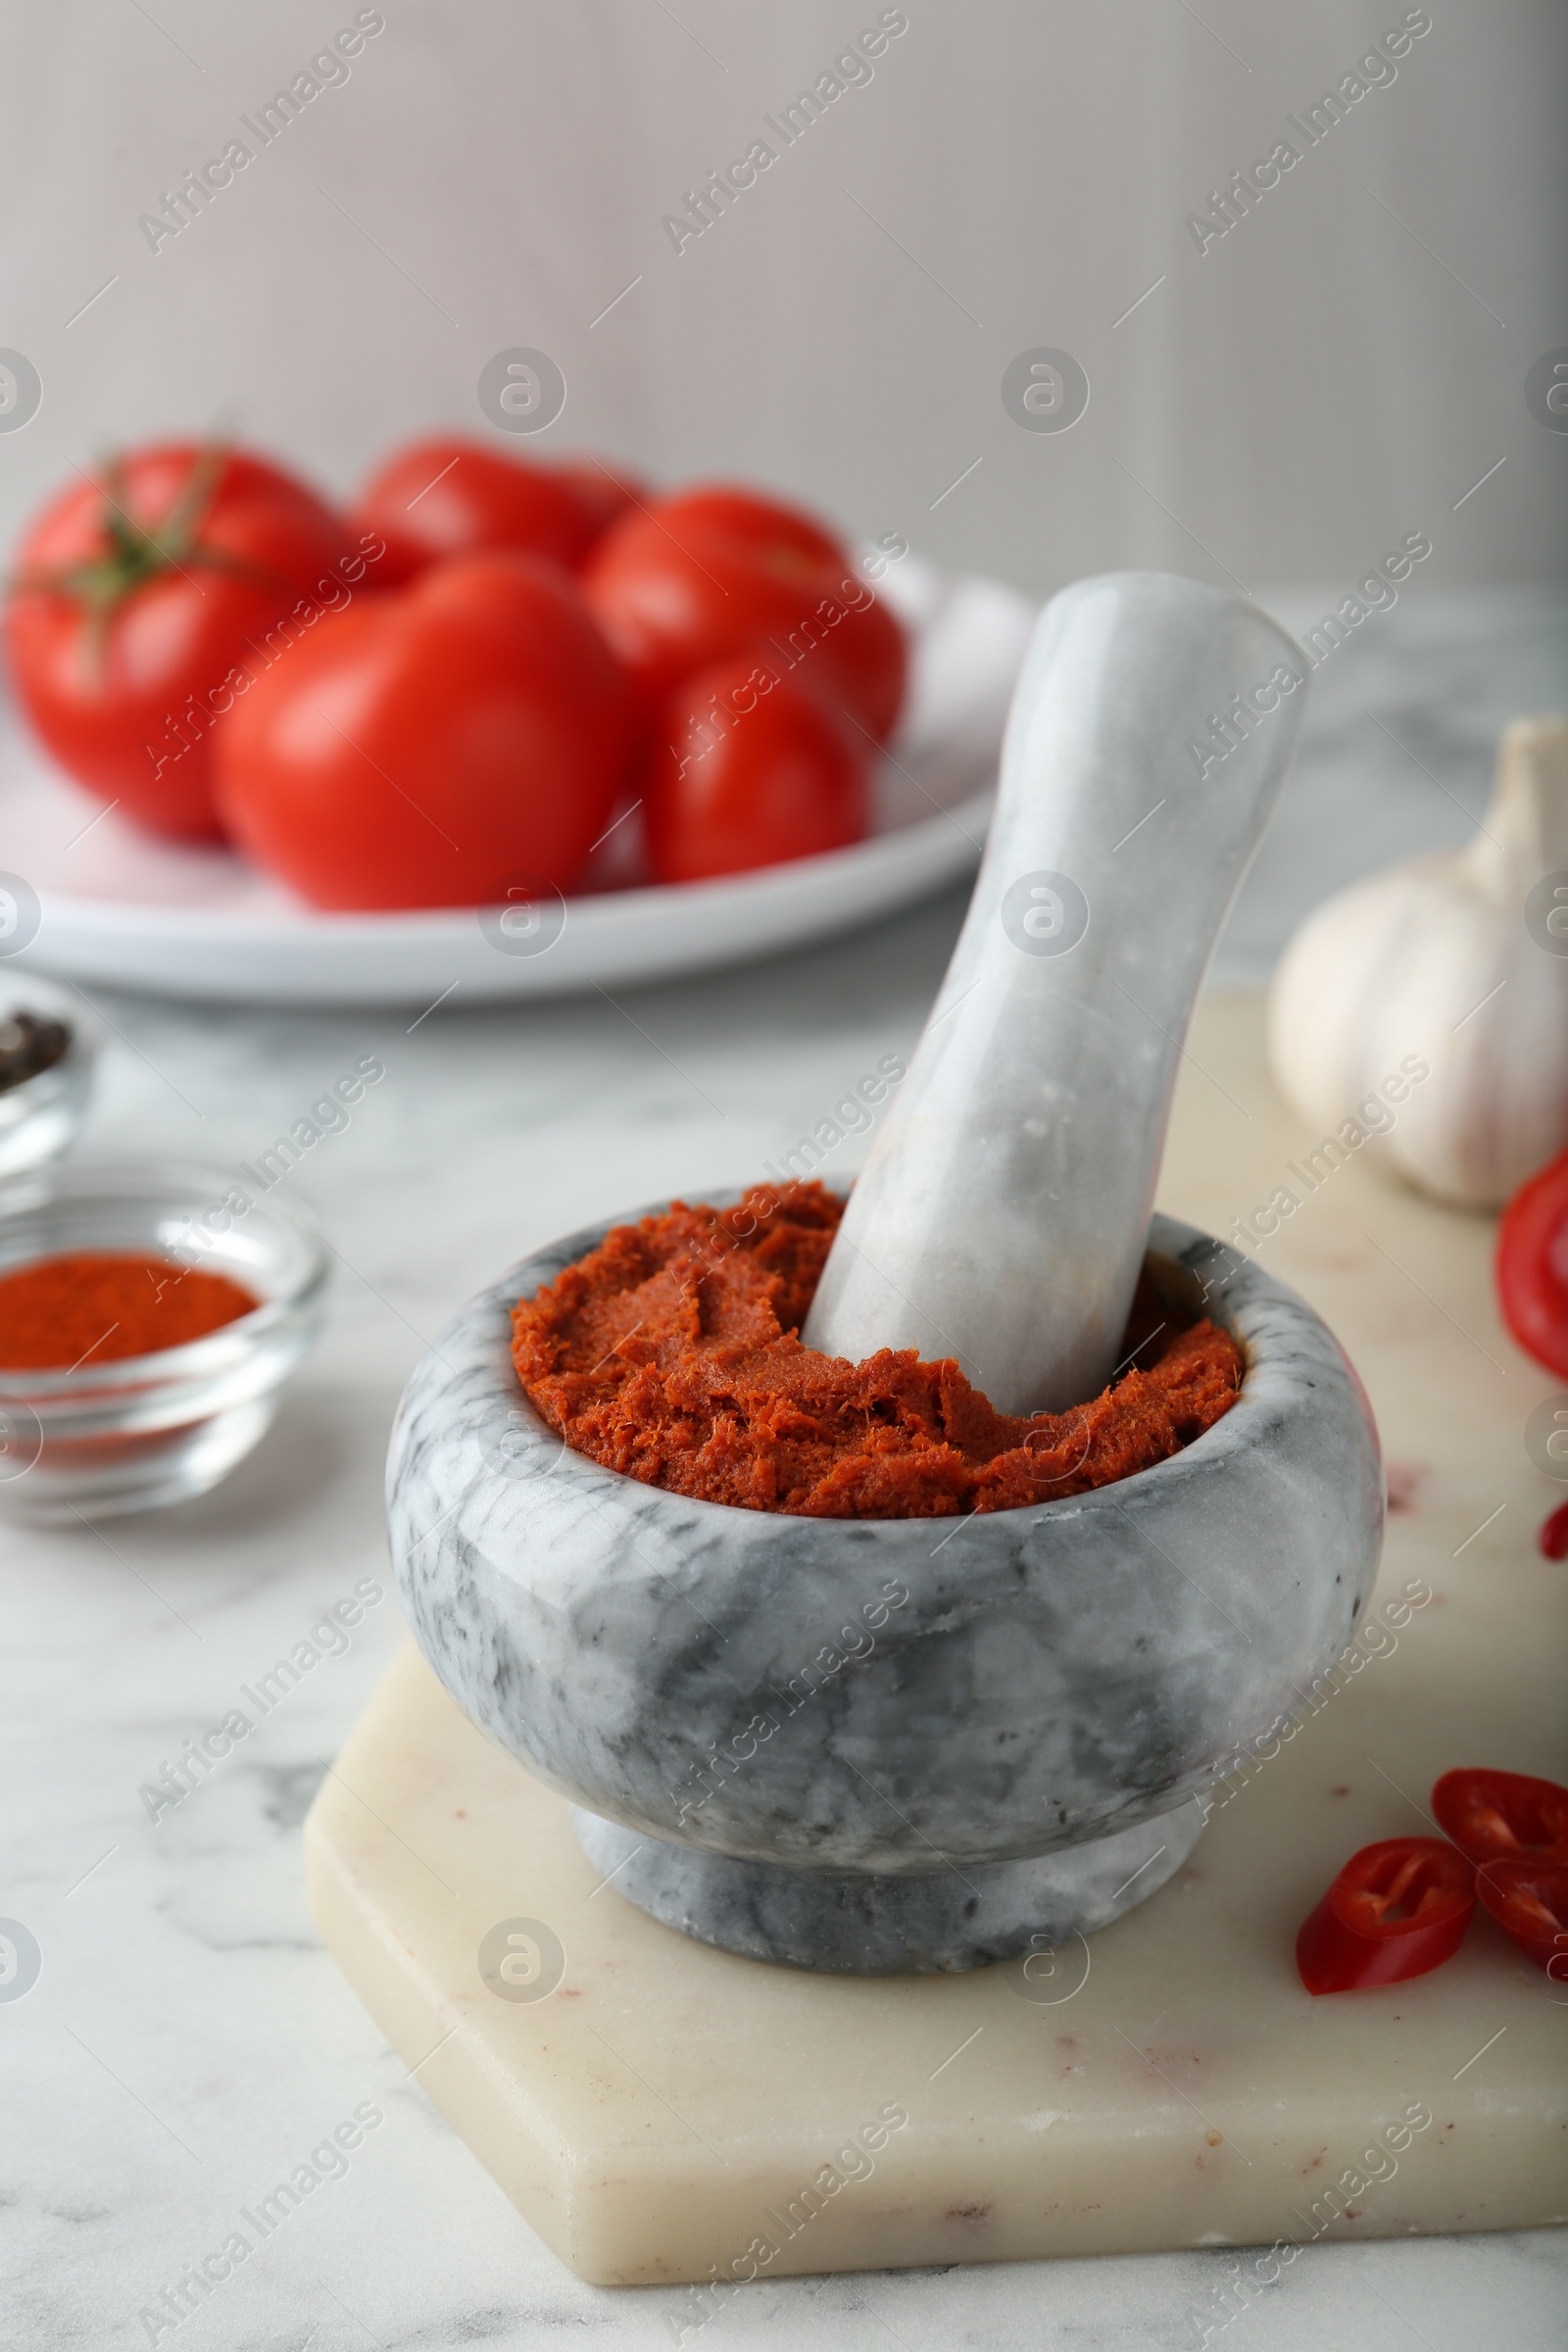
[0,1010,72,1094]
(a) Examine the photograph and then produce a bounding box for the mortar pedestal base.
[569,1801,1206,1975]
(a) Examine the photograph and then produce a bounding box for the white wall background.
[0,0,1562,604]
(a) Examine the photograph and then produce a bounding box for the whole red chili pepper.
[1497,1145,1568,1379]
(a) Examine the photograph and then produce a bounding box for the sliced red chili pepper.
[1476,1858,1568,1978]
[1432,1767,1568,1868]
[1496,1144,1568,1378]
[1296,1838,1475,1994]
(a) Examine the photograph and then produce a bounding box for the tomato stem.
[6,443,285,688]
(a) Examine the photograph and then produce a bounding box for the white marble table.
[5,591,1566,2350]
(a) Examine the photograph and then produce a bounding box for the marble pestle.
[802,571,1308,1412]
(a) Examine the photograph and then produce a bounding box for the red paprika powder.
[0,1251,259,1370]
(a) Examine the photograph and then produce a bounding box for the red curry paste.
[511,1182,1244,1519]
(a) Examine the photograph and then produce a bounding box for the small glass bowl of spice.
[0,1159,329,1521]
[0,975,100,1176]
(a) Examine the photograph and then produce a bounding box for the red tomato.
[1296,1838,1475,1994]
[582,482,907,744]
[552,459,650,543]
[1541,1500,1568,1560]
[1496,1145,1568,1377]
[644,652,869,885]
[1432,1767,1568,1866]
[212,552,635,909]
[350,437,602,583]
[651,483,848,570]
[4,444,351,840]
[1475,1858,1568,1976]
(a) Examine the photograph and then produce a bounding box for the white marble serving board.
[306,997,1568,2289]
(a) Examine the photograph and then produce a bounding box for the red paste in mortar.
[511,1182,1244,1520]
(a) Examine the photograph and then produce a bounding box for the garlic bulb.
[1268,714,1568,1208]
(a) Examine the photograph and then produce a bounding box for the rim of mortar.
[392,1190,1373,1534]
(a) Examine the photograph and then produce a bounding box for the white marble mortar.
[385,1198,1383,1974]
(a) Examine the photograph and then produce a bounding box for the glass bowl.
[0,1159,329,1521]
[0,974,101,1176]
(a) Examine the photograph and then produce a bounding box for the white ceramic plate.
[0,557,1034,1007]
